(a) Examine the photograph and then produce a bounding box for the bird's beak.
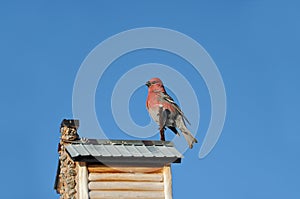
[145,81,151,87]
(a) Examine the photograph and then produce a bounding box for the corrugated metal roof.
[65,139,183,164]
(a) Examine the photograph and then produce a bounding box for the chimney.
[54,119,183,199]
[60,119,80,142]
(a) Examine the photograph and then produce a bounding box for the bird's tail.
[182,130,198,149]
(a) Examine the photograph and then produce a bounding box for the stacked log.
[87,165,168,199]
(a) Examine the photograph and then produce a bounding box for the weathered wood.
[89,190,164,199]
[163,165,173,199]
[77,162,89,199]
[89,172,163,182]
[88,166,163,174]
[88,181,164,191]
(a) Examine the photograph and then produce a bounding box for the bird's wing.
[158,105,167,130]
[162,92,191,125]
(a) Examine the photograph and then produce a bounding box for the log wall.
[87,165,172,199]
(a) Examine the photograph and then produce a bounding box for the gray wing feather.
[158,105,167,130]
[163,94,191,125]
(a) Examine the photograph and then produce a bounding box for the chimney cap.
[60,119,79,129]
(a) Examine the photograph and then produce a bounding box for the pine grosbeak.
[146,77,198,148]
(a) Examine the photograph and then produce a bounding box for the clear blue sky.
[1,1,299,198]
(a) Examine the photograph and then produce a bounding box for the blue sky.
[1,1,300,198]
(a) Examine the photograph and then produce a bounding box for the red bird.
[146,77,198,148]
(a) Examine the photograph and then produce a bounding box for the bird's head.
[146,77,166,92]
[146,77,163,87]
